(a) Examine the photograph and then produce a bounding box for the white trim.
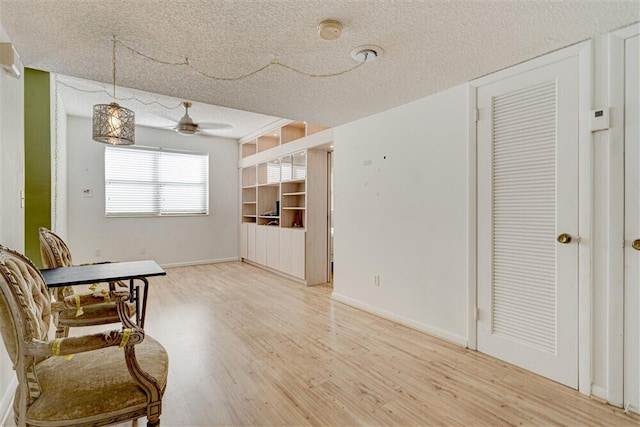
[0,377,17,425]
[606,28,630,408]
[471,41,591,87]
[577,39,594,397]
[612,22,640,40]
[331,292,468,347]
[160,257,239,269]
[591,384,609,401]
[466,83,478,350]
[469,40,593,394]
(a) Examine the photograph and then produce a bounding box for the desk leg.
[129,277,149,328]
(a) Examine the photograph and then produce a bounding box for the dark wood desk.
[41,260,166,328]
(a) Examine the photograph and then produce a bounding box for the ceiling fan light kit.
[171,101,233,137]
[92,36,135,146]
[175,101,198,135]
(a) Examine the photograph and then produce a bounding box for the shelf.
[243,215,257,218]
[282,207,305,210]
[259,215,280,219]
[281,178,305,184]
[257,183,279,188]
[282,192,306,196]
[243,201,257,204]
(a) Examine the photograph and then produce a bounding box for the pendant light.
[92,36,135,145]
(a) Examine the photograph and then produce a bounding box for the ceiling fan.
[171,101,233,136]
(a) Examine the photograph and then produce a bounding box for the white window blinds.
[105,146,209,216]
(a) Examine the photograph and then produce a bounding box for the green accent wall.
[24,68,51,267]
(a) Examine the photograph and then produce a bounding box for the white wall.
[0,23,24,424]
[65,116,239,266]
[332,84,469,345]
[331,25,638,408]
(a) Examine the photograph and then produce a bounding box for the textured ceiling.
[1,0,639,132]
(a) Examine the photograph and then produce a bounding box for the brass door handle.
[633,239,640,251]
[557,233,572,244]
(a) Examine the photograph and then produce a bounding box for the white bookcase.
[239,123,329,285]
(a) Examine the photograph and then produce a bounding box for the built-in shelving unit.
[241,121,329,159]
[239,120,330,285]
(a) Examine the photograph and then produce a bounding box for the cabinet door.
[240,223,248,259]
[279,228,305,279]
[266,226,280,270]
[256,225,267,265]
[246,223,256,262]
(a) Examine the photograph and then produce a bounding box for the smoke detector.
[318,20,343,40]
[351,45,383,63]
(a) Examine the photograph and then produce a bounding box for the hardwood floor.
[7,261,639,426]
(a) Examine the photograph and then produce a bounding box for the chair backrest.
[0,245,54,422]
[39,227,73,269]
[39,227,75,300]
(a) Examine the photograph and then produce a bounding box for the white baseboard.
[590,384,607,401]
[331,292,468,347]
[0,377,17,426]
[160,257,239,268]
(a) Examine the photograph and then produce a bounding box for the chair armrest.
[63,290,131,306]
[25,327,144,357]
[50,290,131,316]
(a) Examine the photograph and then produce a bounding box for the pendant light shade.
[92,102,135,145]
[92,36,135,145]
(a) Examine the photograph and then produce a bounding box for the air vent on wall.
[0,43,21,78]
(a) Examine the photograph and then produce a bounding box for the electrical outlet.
[373,275,380,286]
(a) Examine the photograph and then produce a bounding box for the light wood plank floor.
[9,261,640,426]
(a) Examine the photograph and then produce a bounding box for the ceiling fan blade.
[198,122,233,131]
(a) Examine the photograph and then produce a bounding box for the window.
[105,146,209,216]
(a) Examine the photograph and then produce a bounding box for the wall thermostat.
[591,108,610,132]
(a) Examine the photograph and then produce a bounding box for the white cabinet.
[266,226,280,270]
[255,225,268,265]
[240,222,248,259]
[246,223,256,262]
[279,228,305,279]
[240,222,257,262]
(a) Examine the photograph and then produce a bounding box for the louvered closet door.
[477,56,579,388]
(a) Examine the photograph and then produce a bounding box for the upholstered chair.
[38,227,135,338]
[0,244,168,426]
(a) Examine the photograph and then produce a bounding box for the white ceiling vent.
[351,45,383,63]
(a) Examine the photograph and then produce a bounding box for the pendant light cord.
[112,35,117,99]
[115,38,365,80]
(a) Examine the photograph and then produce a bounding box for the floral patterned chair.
[0,244,168,426]
[38,227,135,338]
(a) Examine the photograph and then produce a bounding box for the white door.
[624,34,640,413]
[477,56,579,388]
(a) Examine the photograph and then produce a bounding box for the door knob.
[557,233,572,244]
[633,239,640,251]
